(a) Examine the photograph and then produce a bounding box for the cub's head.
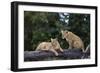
[61,30,69,39]
[51,38,61,49]
[51,38,59,46]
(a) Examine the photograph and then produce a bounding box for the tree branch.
[24,49,90,61]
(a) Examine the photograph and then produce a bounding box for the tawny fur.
[36,38,63,56]
[61,30,85,52]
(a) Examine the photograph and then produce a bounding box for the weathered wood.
[24,49,90,61]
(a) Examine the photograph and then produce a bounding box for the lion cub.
[36,38,63,56]
[61,30,85,52]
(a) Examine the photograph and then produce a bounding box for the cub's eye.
[66,31,68,34]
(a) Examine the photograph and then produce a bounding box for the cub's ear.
[51,38,53,41]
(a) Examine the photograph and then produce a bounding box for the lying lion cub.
[36,38,63,56]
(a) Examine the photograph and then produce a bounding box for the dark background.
[24,11,90,51]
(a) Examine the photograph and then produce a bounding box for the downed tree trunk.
[24,49,90,61]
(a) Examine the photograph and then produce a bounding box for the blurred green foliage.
[24,11,90,51]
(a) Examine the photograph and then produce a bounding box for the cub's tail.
[84,44,90,53]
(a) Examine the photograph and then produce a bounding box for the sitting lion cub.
[61,30,85,53]
[36,38,63,56]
